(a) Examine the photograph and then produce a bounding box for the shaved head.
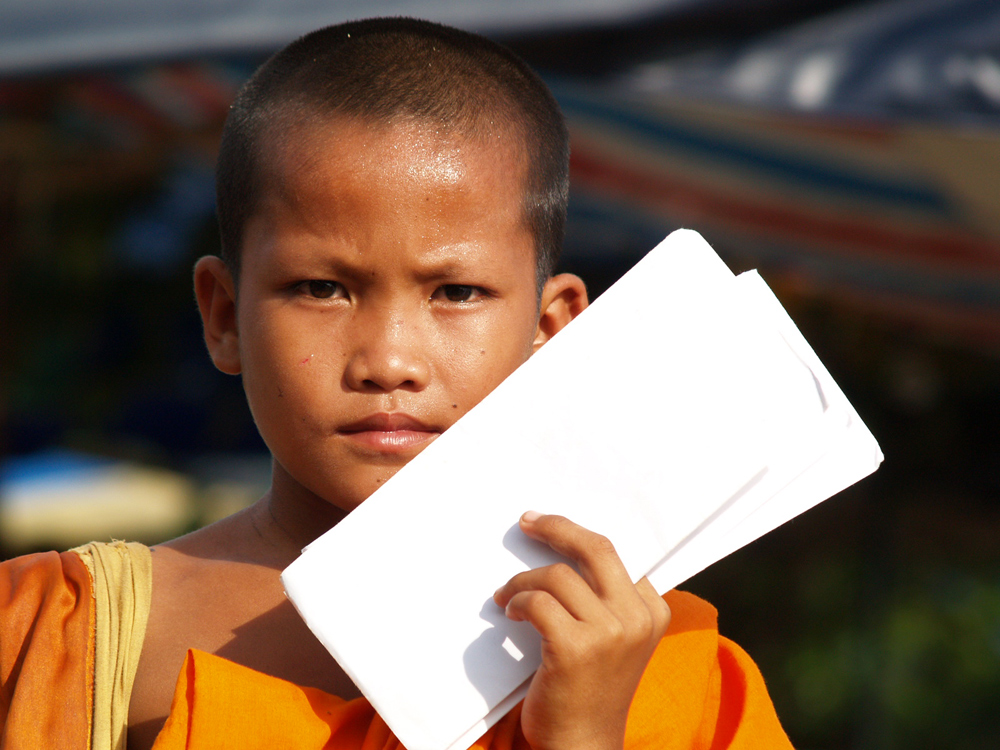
[216,17,569,293]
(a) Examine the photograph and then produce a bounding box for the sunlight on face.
[235,117,541,513]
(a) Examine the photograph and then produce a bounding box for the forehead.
[260,113,527,201]
[244,115,535,277]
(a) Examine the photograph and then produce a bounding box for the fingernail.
[521,510,542,523]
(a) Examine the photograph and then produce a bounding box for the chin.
[327,471,401,512]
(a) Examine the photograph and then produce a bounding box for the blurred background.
[2,1,999,747]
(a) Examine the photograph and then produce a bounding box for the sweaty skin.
[128,116,667,750]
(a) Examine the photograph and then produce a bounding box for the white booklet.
[281,229,883,750]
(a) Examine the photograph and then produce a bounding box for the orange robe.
[0,550,94,747]
[1,550,792,750]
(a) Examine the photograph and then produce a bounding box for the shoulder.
[625,589,793,750]
[0,549,95,746]
[638,589,721,690]
[0,548,93,622]
[631,590,721,710]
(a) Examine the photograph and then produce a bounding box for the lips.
[338,413,439,452]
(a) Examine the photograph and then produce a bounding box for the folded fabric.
[151,591,792,750]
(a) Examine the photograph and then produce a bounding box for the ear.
[533,273,589,353]
[193,256,242,375]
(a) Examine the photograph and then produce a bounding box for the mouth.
[338,413,440,452]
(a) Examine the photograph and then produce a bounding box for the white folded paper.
[281,229,883,750]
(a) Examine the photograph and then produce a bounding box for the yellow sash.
[74,541,152,750]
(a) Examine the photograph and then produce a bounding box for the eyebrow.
[266,233,506,283]
[412,242,506,275]
[411,261,472,284]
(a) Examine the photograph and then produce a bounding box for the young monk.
[0,18,793,750]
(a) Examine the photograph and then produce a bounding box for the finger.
[502,588,579,642]
[494,562,605,622]
[635,577,672,639]
[518,512,632,597]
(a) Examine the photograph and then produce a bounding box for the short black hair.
[215,17,569,293]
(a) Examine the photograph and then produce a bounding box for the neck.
[249,460,350,566]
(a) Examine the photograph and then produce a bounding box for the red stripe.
[569,147,1000,274]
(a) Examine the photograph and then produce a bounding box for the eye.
[298,280,345,299]
[435,284,482,303]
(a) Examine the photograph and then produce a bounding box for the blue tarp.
[620,0,1000,125]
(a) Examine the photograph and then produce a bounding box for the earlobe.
[533,273,589,352]
[193,256,242,375]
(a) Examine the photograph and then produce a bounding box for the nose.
[343,309,430,393]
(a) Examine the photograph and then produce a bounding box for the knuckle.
[639,606,670,644]
[522,589,555,614]
[547,562,577,584]
[545,514,571,532]
[589,533,617,557]
[636,581,672,634]
[658,600,673,633]
[621,603,663,644]
[626,609,653,637]
[582,624,626,661]
[604,618,628,644]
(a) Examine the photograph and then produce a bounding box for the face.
[198,117,584,515]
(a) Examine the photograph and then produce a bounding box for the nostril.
[361,377,417,392]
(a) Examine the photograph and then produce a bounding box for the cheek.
[436,308,537,400]
[239,310,334,418]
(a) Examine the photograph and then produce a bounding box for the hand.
[492,512,671,750]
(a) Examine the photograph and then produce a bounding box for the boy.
[0,18,792,750]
